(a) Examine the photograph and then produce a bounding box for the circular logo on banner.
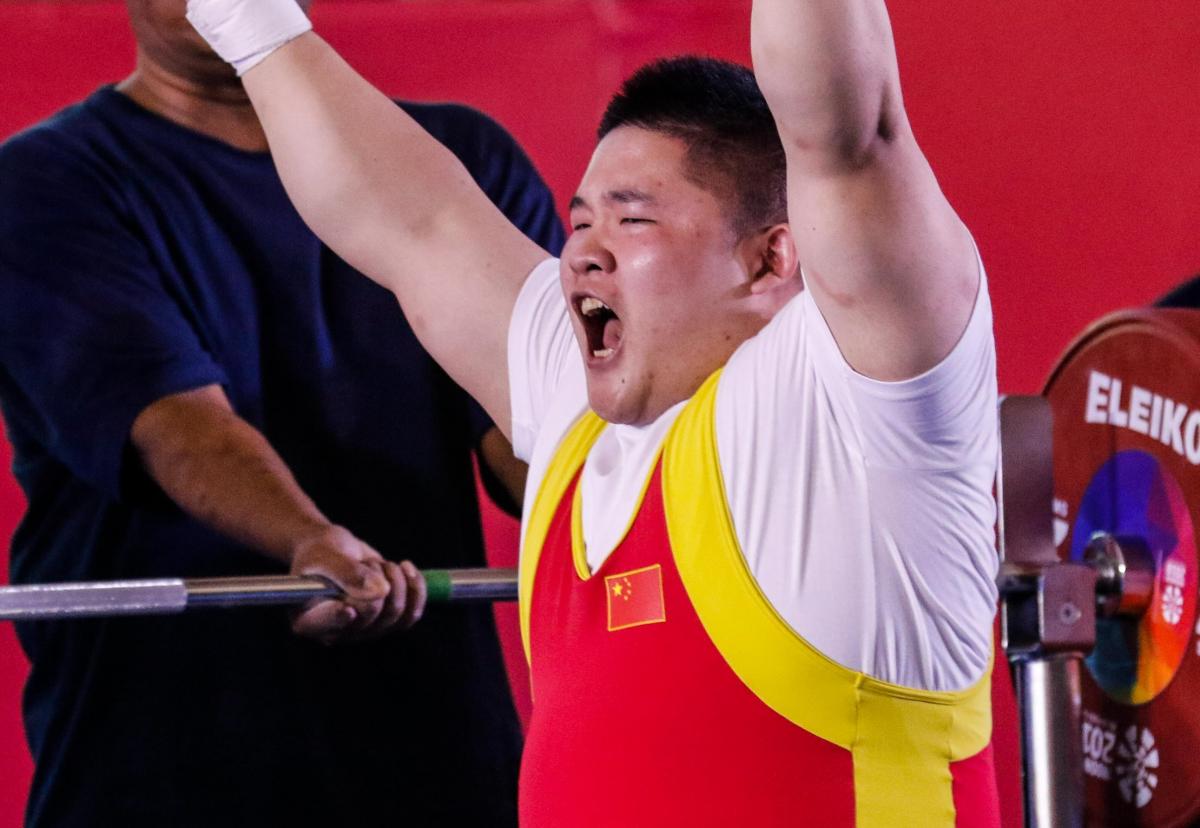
[1070,450,1198,705]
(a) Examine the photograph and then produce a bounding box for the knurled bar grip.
[0,568,519,621]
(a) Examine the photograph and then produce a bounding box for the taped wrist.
[186,0,313,76]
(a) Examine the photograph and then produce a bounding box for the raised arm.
[751,0,978,381]
[187,1,546,436]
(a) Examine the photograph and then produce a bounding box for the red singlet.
[517,372,1000,827]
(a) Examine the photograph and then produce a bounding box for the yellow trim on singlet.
[568,443,665,582]
[519,413,606,666]
[522,412,667,658]
[662,370,993,827]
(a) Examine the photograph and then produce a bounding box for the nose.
[567,231,616,278]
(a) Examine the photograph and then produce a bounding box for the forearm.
[132,385,426,639]
[751,0,902,164]
[131,386,330,564]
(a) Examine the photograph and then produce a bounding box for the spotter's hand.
[289,526,427,644]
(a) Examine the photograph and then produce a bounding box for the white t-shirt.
[508,257,999,692]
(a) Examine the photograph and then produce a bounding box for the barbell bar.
[0,567,519,621]
[0,540,1150,627]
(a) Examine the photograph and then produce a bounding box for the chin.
[585,383,638,426]
[586,393,624,425]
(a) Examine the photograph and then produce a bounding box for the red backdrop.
[1,1,1198,825]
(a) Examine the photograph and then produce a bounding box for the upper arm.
[783,124,979,382]
[343,146,546,442]
[130,384,232,464]
[244,36,548,440]
[395,103,568,441]
[749,0,978,382]
[406,103,566,257]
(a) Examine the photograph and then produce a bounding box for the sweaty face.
[562,127,767,426]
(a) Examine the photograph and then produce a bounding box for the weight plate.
[1045,309,1200,827]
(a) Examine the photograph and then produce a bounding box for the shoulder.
[0,91,127,209]
[0,88,119,164]
[720,288,822,395]
[1,109,81,178]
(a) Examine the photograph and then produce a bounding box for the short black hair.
[598,56,787,238]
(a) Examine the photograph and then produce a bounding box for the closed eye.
[572,222,591,232]
[620,218,655,225]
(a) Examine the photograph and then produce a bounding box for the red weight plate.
[1045,309,1200,828]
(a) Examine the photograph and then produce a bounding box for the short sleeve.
[0,131,228,498]
[808,255,997,471]
[507,258,576,462]
[722,247,995,471]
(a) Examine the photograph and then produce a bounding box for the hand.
[289,525,427,644]
[186,0,312,76]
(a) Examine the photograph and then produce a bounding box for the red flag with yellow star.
[605,564,666,631]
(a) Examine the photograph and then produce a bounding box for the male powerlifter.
[186,0,1002,824]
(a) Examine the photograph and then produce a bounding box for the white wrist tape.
[186,0,313,76]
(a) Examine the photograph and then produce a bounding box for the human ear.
[747,224,798,296]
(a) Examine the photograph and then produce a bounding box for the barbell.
[0,567,518,620]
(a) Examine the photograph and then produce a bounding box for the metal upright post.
[1011,655,1083,827]
[998,397,1093,828]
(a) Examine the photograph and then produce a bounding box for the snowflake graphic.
[1116,725,1160,809]
[1161,584,1184,625]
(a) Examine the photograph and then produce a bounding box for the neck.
[116,49,269,153]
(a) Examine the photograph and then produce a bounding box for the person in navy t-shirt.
[0,2,562,826]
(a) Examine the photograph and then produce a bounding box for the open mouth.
[578,296,623,361]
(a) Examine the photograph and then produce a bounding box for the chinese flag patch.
[605,564,666,631]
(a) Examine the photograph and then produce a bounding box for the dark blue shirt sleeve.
[0,129,228,500]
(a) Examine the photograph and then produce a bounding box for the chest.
[529,467,713,699]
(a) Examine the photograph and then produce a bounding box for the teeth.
[592,348,614,359]
[580,297,610,317]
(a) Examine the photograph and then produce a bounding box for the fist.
[289,525,426,644]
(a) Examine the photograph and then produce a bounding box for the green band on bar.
[424,569,453,603]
